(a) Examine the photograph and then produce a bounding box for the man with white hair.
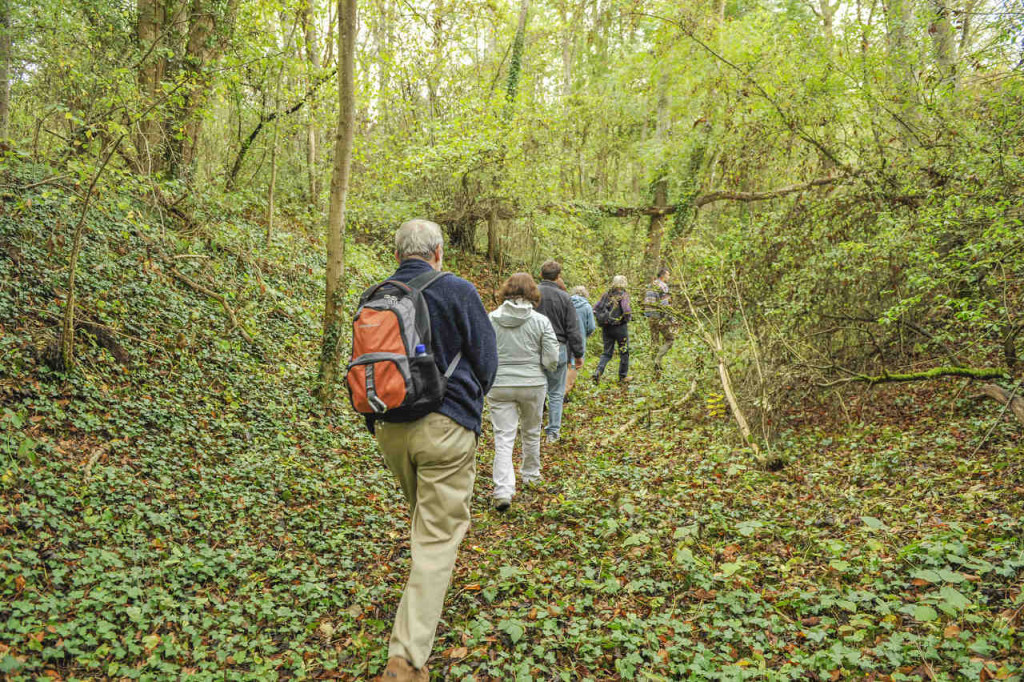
[370,219,498,681]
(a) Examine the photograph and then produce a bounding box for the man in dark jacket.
[535,260,584,443]
[371,219,498,681]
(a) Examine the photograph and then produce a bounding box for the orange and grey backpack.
[345,270,461,417]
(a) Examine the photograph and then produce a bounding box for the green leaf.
[860,516,885,530]
[937,569,966,583]
[720,561,743,577]
[912,569,943,584]
[623,532,649,547]
[913,605,939,622]
[499,620,525,644]
[737,520,763,537]
[17,437,37,463]
[673,524,699,540]
[0,656,24,673]
[836,599,858,613]
[939,586,970,611]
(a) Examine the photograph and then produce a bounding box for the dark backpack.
[346,270,460,417]
[594,291,625,326]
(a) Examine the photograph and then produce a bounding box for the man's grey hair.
[395,219,444,260]
[611,275,628,290]
[571,285,589,298]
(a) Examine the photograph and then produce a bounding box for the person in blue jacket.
[565,285,596,399]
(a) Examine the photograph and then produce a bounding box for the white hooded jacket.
[488,299,560,388]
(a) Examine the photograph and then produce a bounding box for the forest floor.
[1,164,1023,680]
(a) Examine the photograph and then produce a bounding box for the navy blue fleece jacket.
[368,258,498,435]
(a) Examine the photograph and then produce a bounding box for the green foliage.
[2,160,1023,679]
[3,0,1024,677]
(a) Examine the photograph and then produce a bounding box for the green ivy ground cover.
[1,168,1022,680]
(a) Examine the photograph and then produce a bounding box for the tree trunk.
[318,0,357,404]
[711,333,759,452]
[135,0,167,173]
[886,0,917,143]
[169,3,214,179]
[301,0,321,210]
[486,206,499,263]
[958,0,978,56]
[266,38,286,248]
[166,0,239,181]
[643,82,669,276]
[558,0,573,99]
[504,0,530,119]
[426,0,443,119]
[374,0,391,130]
[0,0,11,140]
[644,179,668,276]
[928,0,957,86]
[818,0,839,42]
[59,138,124,370]
[979,383,1024,427]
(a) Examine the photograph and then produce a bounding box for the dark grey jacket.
[536,280,585,359]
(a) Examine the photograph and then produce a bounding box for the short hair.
[540,260,562,281]
[395,219,443,260]
[498,273,540,306]
[571,285,589,298]
[611,275,628,290]
[657,267,670,278]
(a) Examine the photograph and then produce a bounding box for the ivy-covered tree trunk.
[505,0,530,117]
[318,0,357,405]
[0,0,11,139]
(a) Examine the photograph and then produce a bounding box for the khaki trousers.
[375,412,477,669]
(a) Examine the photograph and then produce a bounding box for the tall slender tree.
[301,0,321,209]
[0,0,11,139]
[318,0,357,403]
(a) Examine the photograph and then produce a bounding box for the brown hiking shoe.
[380,656,429,681]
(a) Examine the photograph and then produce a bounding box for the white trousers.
[487,385,546,500]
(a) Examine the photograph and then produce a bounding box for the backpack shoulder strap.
[444,351,462,379]
[403,270,461,375]
[421,272,462,377]
[407,269,449,292]
[359,278,413,306]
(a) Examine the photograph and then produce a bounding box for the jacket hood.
[571,295,589,309]
[491,299,535,327]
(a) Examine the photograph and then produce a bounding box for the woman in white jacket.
[488,273,560,512]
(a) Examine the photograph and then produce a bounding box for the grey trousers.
[488,384,546,499]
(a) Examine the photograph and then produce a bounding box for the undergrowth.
[1,162,1022,680]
